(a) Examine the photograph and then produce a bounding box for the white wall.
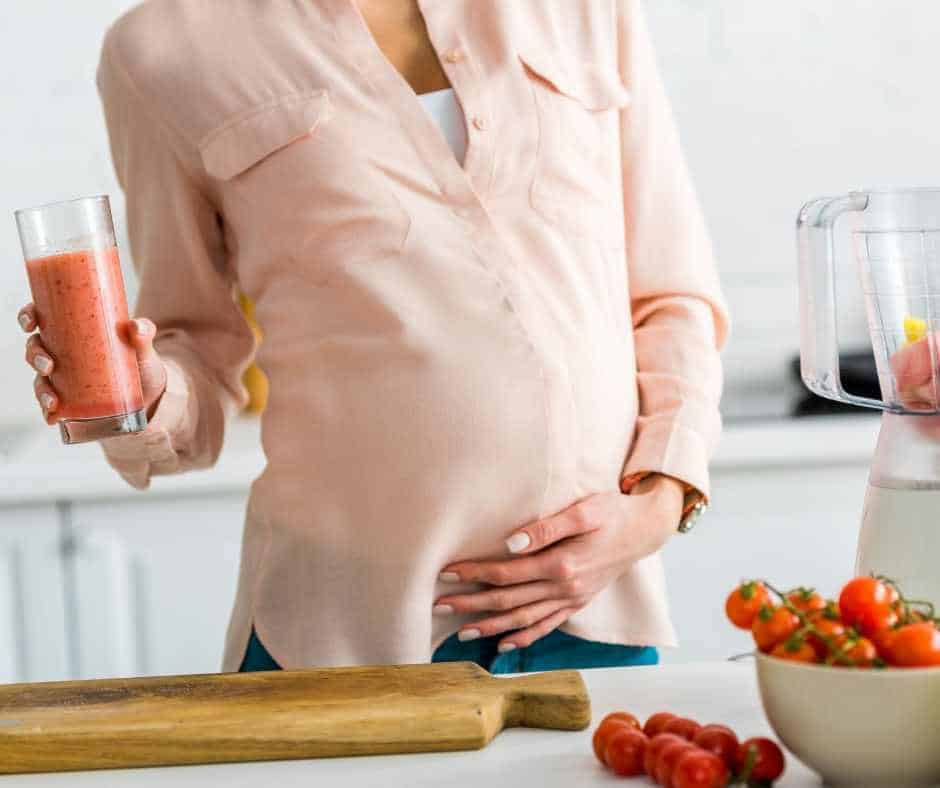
[644,0,940,387]
[1,0,138,429]
[2,1,940,427]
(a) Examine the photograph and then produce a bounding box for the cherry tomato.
[771,636,817,663]
[592,715,638,764]
[692,725,739,769]
[806,617,847,659]
[887,622,940,667]
[882,580,901,607]
[653,740,695,786]
[672,749,730,788]
[600,711,641,730]
[737,737,786,782]
[857,606,898,638]
[787,587,826,616]
[827,635,878,668]
[604,728,648,777]
[838,577,898,636]
[725,581,771,630]
[752,605,800,653]
[643,711,677,738]
[872,625,898,662]
[663,716,703,741]
[807,599,840,621]
[644,733,685,777]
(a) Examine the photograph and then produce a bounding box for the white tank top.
[417,87,467,165]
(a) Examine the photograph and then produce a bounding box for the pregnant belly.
[254,268,554,560]
[251,254,634,563]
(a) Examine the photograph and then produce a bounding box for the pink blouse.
[96,0,728,671]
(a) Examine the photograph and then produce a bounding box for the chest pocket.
[517,51,631,244]
[199,90,412,283]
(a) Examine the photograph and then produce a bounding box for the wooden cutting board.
[0,661,591,774]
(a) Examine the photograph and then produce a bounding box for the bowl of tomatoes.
[726,575,940,787]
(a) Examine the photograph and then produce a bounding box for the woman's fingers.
[34,374,59,424]
[25,334,54,375]
[497,606,580,652]
[441,549,573,587]
[457,598,568,643]
[17,304,36,332]
[434,581,558,616]
[503,498,598,555]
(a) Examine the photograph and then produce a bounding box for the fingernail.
[134,319,150,336]
[33,355,52,374]
[40,393,54,410]
[505,532,531,554]
[458,628,481,642]
[432,604,454,616]
[498,642,517,654]
[439,572,460,583]
[18,313,30,330]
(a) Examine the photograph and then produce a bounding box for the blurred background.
[0,1,936,681]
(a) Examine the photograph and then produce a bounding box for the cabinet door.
[661,464,869,664]
[69,494,246,678]
[0,504,69,682]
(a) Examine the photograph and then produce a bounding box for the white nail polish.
[432,604,454,616]
[40,393,54,410]
[18,314,30,330]
[134,319,149,335]
[458,628,481,642]
[498,642,517,654]
[505,532,531,554]
[34,356,51,374]
[439,572,460,583]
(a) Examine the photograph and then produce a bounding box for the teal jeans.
[239,628,658,674]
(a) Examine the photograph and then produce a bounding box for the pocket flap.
[518,51,630,111]
[199,90,333,180]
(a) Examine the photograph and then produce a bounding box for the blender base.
[858,483,940,604]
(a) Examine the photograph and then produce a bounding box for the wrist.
[621,472,705,532]
[629,473,685,499]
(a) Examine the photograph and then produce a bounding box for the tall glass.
[15,196,146,444]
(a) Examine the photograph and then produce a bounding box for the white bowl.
[756,652,940,787]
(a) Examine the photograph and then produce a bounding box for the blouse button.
[472,116,488,131]
[443,47,465,64]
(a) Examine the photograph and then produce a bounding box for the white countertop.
[0,662,820,787]
[0,414,881,506]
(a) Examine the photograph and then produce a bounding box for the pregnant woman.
[19,0,727,674]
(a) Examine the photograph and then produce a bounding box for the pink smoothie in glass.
[26,246,143,421]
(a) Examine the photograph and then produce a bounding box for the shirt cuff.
[99,359,191,489]
[620,419,712,503]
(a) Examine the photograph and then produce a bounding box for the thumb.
[128,318,157,352]
[128,318,168,398]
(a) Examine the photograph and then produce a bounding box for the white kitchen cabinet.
[0,504,69,683]
[68,494,246,679]
[661,462,870,664]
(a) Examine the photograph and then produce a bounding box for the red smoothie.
[26,246,143,421]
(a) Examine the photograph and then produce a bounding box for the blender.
[798,188,940,605]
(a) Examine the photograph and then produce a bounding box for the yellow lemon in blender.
[903,315,928,347]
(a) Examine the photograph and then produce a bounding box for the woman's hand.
[17,303,169,428]
[434,474,685,652]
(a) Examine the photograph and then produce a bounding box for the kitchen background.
[0,1,936,682]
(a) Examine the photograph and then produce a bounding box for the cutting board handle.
[500,669,591,731]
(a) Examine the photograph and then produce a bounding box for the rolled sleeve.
[616,0,730,500]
